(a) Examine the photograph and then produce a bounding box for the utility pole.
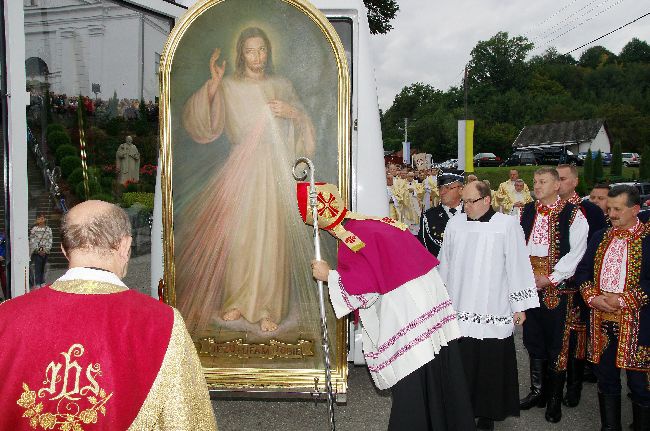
[464,65,469,120]
[403,118,408,142]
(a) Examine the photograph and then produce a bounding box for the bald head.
[61,200,131,254]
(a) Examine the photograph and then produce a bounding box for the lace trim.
[456,310,513,325]
[509,288,537,303]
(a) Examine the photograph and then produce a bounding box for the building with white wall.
[512,119,612,154]
[24,0,172,101]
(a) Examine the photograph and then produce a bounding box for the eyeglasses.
[464,196,485,205]
[441,185,461,191]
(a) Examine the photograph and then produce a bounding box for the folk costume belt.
[529,256,561,309]
[601,310,622,323]
[529,256,549,276]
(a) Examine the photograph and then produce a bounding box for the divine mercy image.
[169,1,341,361]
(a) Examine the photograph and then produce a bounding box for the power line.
[530,0,604,43]
[544,0,627,45]
[564,11,650,54]
[525,0,582,37]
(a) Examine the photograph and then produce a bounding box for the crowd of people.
[1,161,649,430]
[381,162,650,430]
[29,91,160,122]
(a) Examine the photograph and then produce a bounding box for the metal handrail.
[27,127,67,213]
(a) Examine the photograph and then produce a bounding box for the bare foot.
[222,308,242,321]
[260,318,278,332]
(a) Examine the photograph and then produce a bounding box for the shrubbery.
[47,131,71,152]
[75,177,102,200]
[60,156,82,178]
[122,192,154,209]
[55,144,78,163]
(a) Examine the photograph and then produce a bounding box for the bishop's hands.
[208,48,226,99]
[311,259,330,282]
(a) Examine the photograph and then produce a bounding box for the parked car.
[501,151,538,167]
[473,152,501,167]
[579,151,611,166]
[534,147,581,165]
[622,152,640,167]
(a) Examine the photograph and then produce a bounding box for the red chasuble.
[0,284,173,430]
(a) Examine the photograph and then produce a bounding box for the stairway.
[27,154,67,269]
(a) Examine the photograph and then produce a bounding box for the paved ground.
[45,255,629,431]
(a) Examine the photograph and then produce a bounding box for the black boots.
[563,357,585,407]
[520,358,548,410]
[632,402,650,431]
[598,393,622,431]
[545,370,566,423]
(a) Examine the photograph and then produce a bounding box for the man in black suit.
[417,170,464,257]
[557,164,608,408]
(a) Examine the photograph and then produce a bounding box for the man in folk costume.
[556,164,608,407]
[438,181,539,431]
[589,183,650,226]
[494,169,530,212]
[500,179,532,218]
[300,183,475,431]
[0,201,217,431]
[518,167,588,423]
[417,170,464,257]
[575,185,650,431]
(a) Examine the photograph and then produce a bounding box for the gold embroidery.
[16,344,112,430]
[128,309,217,430]
[50,280,127,295]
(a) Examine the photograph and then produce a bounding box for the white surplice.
[438,212,540,339]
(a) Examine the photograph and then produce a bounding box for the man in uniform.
[0,201,217,430]
[417,170,464,257]
[518,167,588,424]
[495,169,530,212]
[575,185,650,430]
[556,164,607,407]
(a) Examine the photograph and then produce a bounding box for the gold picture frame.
[158,0,350,397]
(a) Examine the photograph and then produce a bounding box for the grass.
[472,166,640,196]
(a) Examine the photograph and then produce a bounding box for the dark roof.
[512,119,608,148]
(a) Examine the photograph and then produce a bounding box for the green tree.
[594,151,604,182]
[468,32,534,92]
[583,149,594,186]
[610,141,623,177]
[640,145,650,181]
[619,38,650,64]
[363,0,399,34]
[579,46,617,68]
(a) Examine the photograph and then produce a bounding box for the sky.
[369,0,650,110]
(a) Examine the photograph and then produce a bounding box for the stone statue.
[116,135,140,184]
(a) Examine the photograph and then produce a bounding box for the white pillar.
[4,1,30,297]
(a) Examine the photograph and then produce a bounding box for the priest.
[0,201,217,430]
[438,180,539,430]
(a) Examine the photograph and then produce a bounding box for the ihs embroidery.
[17,344,112,430]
